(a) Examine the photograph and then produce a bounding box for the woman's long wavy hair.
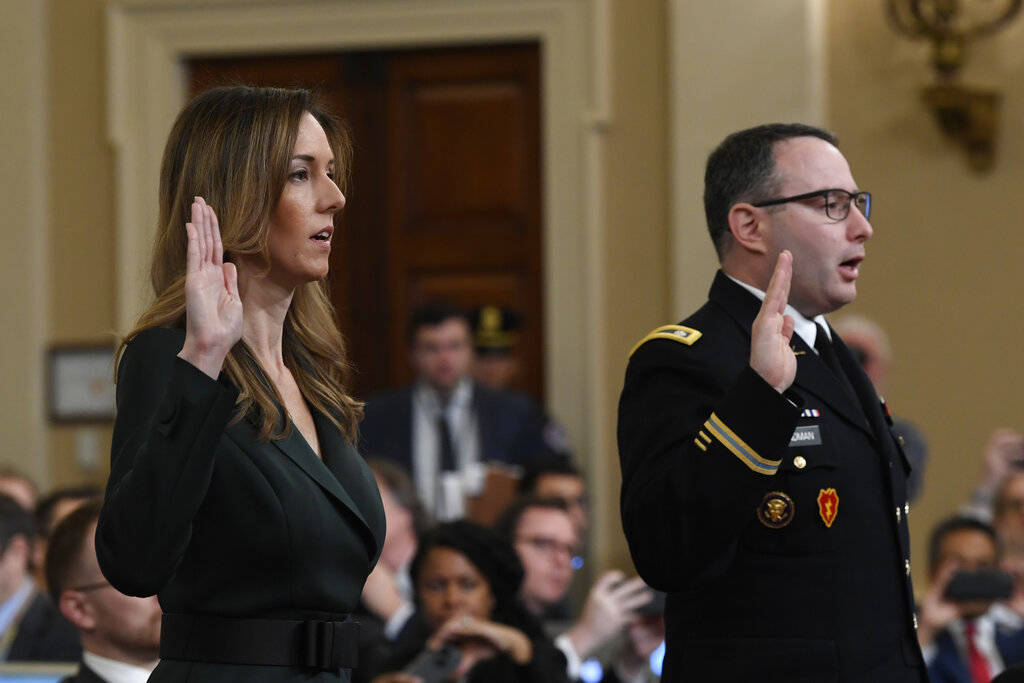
[116,85,362,442]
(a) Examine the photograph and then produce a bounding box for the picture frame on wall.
[47,344,116,423]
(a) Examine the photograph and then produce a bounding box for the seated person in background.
[360,302,547,521]
[46,499,161,682]
[495,498,651,680]
[33,486,103,588]
[992,471,1024,619]
[368,520,568,683]
[964,430,1024,524]
[832,314,929,502]
[361,459,429,640]
[518,455,588,540]
[0,493,80,662]
[517,455,590,619]
[0,468,38,513]
[918,516,1024,682]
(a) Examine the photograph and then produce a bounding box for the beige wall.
[598,0,668,571]
[1,1,49,487]
[47,0,115,488]
[829,1,1024,589]
[24,0,1023,588]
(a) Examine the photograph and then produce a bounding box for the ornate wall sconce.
[887,0,1022,171]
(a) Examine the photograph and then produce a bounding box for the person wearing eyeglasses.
[46,500,161,683]
[495,497,652,682]
[618,123,925,682]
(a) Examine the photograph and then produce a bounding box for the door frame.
[107,0,611,550]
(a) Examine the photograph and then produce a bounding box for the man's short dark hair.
[45,498,102,603]
[927,515,1000,577]
[493,496,570,542]
[518,454,582,496]
[35,485,103,539]
[0,493,35,554]
[703,123,838,259]
[408,301,471,344]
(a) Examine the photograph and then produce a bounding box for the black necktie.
[814,323,861,407]
[437,412,457,473]
[814,323,842,376]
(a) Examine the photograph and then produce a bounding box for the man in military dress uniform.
[617,124,926,682]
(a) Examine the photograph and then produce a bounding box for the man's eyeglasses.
[752,189,871,221]
[516,536,579,561]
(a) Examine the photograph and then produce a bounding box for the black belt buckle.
[302,619,358,671]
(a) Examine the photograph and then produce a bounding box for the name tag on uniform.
[790,425,822,446]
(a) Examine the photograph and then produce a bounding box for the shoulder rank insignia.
[629,325,703,357]
[757,491,794,529]
[817,488,839,528]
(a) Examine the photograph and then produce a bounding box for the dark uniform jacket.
[359,382,547,472]
[617,272,925,683]
[96,328,385,682]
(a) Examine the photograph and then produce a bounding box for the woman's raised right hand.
[177,197,243,379]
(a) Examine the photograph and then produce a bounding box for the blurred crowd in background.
[3,301,1024,683]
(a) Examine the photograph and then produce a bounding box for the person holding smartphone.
[918,516,1024,681]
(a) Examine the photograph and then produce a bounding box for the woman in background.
[369,521,568,683]
[96,85,384,682]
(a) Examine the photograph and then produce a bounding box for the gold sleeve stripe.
[698,431,711,443]
[704,413,781,475]
[694,438,708,452]
[629,325,703,357]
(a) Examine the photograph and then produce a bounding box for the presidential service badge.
[757,491,794,529]
[818,488,839,528]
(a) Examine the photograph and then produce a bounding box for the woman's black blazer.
[96,327,385,681]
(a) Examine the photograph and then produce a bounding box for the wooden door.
[187,44,544,402]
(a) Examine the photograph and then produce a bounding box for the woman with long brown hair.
[96,85,384,681]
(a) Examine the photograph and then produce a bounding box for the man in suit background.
[360,301,547,520]
[0,493,79,662]
[832,314,930,502]
[618,123,924,681]
[46,499,160,683]
[918,516,1024,683]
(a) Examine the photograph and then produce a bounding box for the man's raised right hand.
[750,250,797,394]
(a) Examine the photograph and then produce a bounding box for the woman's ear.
[727,203,769,255]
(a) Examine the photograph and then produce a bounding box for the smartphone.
[944,568,1014,602]
[404,644,461,683]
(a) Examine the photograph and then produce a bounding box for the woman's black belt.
[160,613,359,671]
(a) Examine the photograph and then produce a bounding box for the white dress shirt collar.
[725,274,830,351]
[81,651,156,683]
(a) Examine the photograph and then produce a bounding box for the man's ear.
[727,203,769,255]
[59,590,95,631]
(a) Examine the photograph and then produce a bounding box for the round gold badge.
[757,491,795,529]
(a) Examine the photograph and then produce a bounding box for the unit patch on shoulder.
[629,325,703,357]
